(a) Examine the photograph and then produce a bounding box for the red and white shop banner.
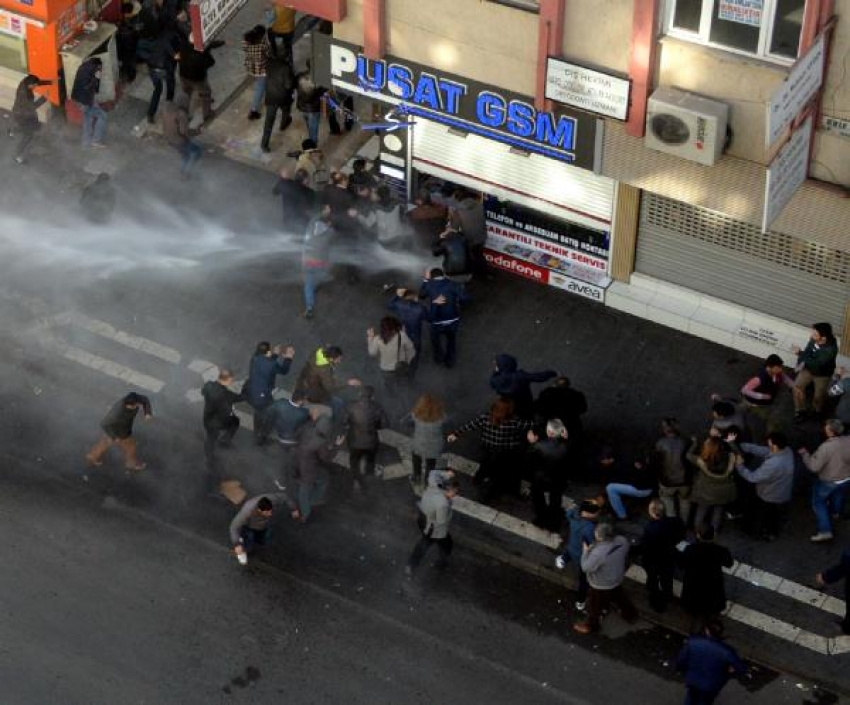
[483,250,608,302]
[486,221,608,272]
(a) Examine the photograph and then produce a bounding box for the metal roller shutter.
[636,194,849,334]
[411,118,614,230]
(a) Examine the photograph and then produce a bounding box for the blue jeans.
[303,111,320,144]
[81,104,107,146]
[148,67,175,119]
[303,264,329,310]
[606,483,653,519]
[177,139,203,175]
[298,470,329,520]
[812,480,849,534]
[251,75,267,113]
[239,525,268,553]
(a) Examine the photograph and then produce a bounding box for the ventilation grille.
[643,194,850,284]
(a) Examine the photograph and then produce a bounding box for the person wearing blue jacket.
[388,288,428,376]
[490,353,556,419]
[676,619,747,705]
[554,498,602,611]
[419,267,466,368]
[244,341,295,444]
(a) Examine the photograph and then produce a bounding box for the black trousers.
[531,478,564,529]
[350,447,377,477]
[408,532,453,570]
[411,453,436,482]
[261,99,293,148]
[204,416,240,475]
[645,561,675,611]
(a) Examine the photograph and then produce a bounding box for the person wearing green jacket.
[793,322,838,420]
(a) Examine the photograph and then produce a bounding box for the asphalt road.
[0,97,846,703]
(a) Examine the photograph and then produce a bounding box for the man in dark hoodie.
[146,25,181,124]
[388,288,428,377]
[71,57,107,147]
[10,74,52,164]
[295,414,343,521]
[86,392,152,470]
[490,354,557,419]
[419,267,466,368]
[243,341,295,444]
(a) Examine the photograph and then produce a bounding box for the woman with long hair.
[687,436,736,533]
[367,316,416,398]
[402,394,448,490]
[448,398,533,499]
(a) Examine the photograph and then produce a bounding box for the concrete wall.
[561,0,632,75]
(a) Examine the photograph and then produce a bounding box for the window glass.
[708,0,761,53]
[672,0,703,32]
[770,0,804,57]
[0,34,27,73]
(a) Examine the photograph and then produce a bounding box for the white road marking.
[61,345,165,393]
[63,312,182,363]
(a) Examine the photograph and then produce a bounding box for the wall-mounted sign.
[718,0,763,27]
[762,115,812,232]
[821,115,850,140]
[484,196,610,300]
[189,0,248,49]
[545,57,630,120]
[329,39,598,167]
[766,33,825,148]
[0,9,26,36]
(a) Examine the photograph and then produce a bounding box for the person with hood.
[243,341,294,444]
[261,50,295,152]
[86,392,152,471]
[178,34,224,125]
[161,91,202,179]
[419,267,467,368]
[534,376,588,445]
[300,203,336,318]
[343,385,389,491]
[687,436,737,533]
[71,57,107,147]
[526,419,571,530]
[490,354,557,420]
[10,74,52,164]
[554,497,603,611]
[793,322,839,420]
[294,414,343,521]
[79,173,117,224]
[402,394,448,491]
[295,345,347,420]
[406,470,460,576]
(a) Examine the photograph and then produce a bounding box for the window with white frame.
[666,0,806,61]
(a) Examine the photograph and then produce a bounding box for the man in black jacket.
[202,368,244,475]
[527,419,571,530]
[535,376,588,445]
[432,227,472,281]
[86,392,152,470]
[272,166,315,234]
[178,34,224,125]
[490,353,557,419]
[261,53,295,152]
[344,385,389,491]
[10,74,52,164]
[147,26,180,123]
[640,498,685,612]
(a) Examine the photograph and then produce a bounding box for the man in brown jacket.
[161,92,202,179]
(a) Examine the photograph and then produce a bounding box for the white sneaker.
[810,532,834,543]
[574,601,586,611]
[555,556,566,570]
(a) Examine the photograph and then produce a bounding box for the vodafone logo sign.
[484,250,548,283]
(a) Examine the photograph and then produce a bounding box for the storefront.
[324,37,616,302]
[0,0,117,111]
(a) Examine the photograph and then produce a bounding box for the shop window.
[486,0,539,13]
[0,33,28,73]
[666,0,806,62]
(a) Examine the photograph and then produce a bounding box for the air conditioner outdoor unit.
[645,86,729,166]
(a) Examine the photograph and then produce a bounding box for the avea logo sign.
[330,43,578,161]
